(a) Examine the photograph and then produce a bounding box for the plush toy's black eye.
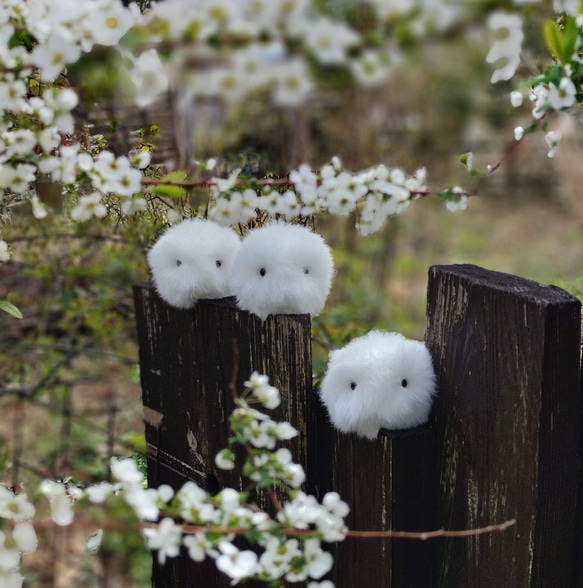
[350,382,357,390]
[401,379,408,388]
[216,260,222,268]
[303,267,309,274]
[259,268,266,277]
[176,259,182,267]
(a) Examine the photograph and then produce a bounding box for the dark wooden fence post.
[426,264,581,587]
[133,283,312,587]
[134,263,582,588]
[308,397,437,587]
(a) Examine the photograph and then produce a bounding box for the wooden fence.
[133,263,583,587]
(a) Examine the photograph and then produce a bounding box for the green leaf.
[0,300,22,319]
[544,19,565,63]
[563,16,579,62]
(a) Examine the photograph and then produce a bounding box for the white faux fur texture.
[230,221,335,320]
[319,330,437,439]
[147,218,241,309]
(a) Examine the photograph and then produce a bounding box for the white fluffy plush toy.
[229,221,335,320]
[147,218,241,309]
[319,330,436,439]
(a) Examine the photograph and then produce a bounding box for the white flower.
[350,49,394,87]
[258,536,301,579]
[0,241,10,263]
[29,194,48,220]
[125,485,160,521]
[0,569,23,588]
[486,12,523,83]
[31,33,82,80]
[143,518,182,565]
[110,457,144,485]
[178,482,218,523]
[12,523,37,555]
[212,168,241,194]
[283,463,306,488]
[510,91,523,107]
[514,126,524,141]
[244,372,281,409]
[218,488,240,514]
[0,164,36,194]
[307,580,335,588]
[215,540,259,581]
[530,84,549,120]
[445,194,469,212]
[129,49,169,108]
[183,532,218,562]
[86,529,103,552]
[303,17,360,65]
[272,59,313,107]
[91,1,136,46]
[121,197,147,215]
[71,192,107,222]
[0,530,20,572]
[545,130,563,158]
[548,77,577,110]
[40,480,74,526]
[215,448,235,470]
[285,537,333,582]
[2,129,36,157]
[130,150,152,169]
[0,486,34,521]
[274,421,299,441]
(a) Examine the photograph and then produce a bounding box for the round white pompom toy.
[229,221,335,320]
[319,330,436,439]
[147,218,241,309]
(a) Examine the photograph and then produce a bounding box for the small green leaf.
[150,184,185,198]
[544,19,565,63]
[0,300,22,319]
[563,16,579,62]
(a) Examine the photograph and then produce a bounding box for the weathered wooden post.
[133,283,312,587]
[426,264,581,586]
[308,400,437,587]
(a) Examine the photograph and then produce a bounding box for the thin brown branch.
[30,513,516,542]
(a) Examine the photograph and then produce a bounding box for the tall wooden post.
[307,401,437,587]
[133,283,312,587]
[426,264,581,587]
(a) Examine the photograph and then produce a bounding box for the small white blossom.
[71,192,107,222]
[510,91,523,107]
[545,130,563,158]
[244,372,280,409]
[143,518,182,565]
[111,457,144,485]
[215,448,236,470]
[0,486,34,521]
[86,529,103,552]
[183,532,219,562]
[40,480,74,526]
[272,59,313,107]
[128,49,170,108]
[514,126,524,141]
[486,12,523,83]
[548,77,577,110]
[215,540,259,581]
[303,17,360,65]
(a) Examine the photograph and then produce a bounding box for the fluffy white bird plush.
[147,218,241,309]
[229,221,335,320]
[319,330,436,439]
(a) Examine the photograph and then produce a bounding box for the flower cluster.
[209,158,430,236]
[18,373,348,585]
[0,486,38,587]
